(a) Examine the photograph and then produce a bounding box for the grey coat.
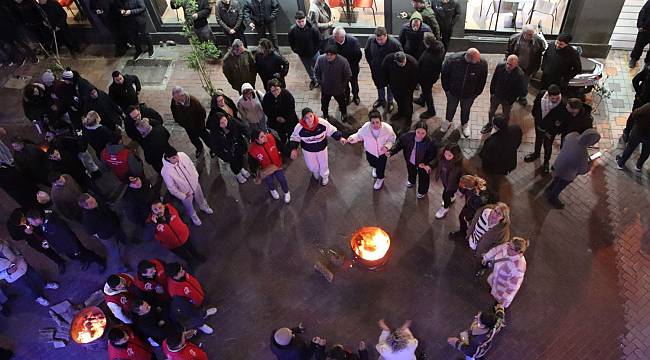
[314,54,352,96]
[552,129,600,181]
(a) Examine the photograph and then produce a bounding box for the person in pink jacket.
[481,237,529,308]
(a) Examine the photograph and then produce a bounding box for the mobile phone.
[589,151,602,161]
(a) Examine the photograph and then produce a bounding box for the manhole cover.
[122,59,172,86]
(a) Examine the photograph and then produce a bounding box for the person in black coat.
[13,0,52,52]
[561,98,593,139]
[135,117,171,173]
[632,64,650,110]
[10,137,50,186]
[365,27,403,112]
[210,91,239,120]
[131,299,178,346]
[244,0,280,48]
[262,79,298,150]
[116,0,154,59]
[25,209,106,272]
[255,38,290,91]
[22,83,51,130]
[541,33,581,91]
[90,0,127,56]
[124,104,163,144]
[270,325,319,360]
[381,51,419,128]
[122,175,156,231]
[206,112,249,180]
[288,11,321,89]
[82,87,124,131]
[0,163,40,208]
[432,0,461,50]
[482,55,527,134]
[46,145,89,189]
[389,121,438,198]
[324,28,363,105]
[170,0,215,43]
[216,0,247,47]
[630,0,650,68]
[415,33,445,118]
[617,102,650,171]
[0,2,38,65]
[524,85,568,172]
[398,11,432,60]
[37,0,80,54]
[109,71,141,113]
[82,111,116,155]
[480,115,522,176]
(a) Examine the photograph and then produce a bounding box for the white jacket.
[347,122,396,158]
[161,152,201,200]
[376,329,418,360]
[0,240,28,283]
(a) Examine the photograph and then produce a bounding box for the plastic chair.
[352,0,376,26]
[527,0,559,33]
[485,0,518,31]
[329,0,346,9]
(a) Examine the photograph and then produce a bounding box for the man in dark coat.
[617,102,650,171]
[90,0,127,56]
[288,11,321,90]
[10,137,50,186]
[382,51,419,127]
[170,86,212,158]
[0,163,40,208]
[524,84,568,173]
[82,87,124,131]
[0,2,38,65]
[216,0,247,46]
[116,0,154,59]
[262,79,299,149]
[122,175,156,230]
[244,0,280,48]
[505,25,546,97]
[480,115,522,176]
[136,118,171,173]
[482,54,527,134]
[82,111,116,155]
[415,33,445,118]
[632,64,650,110]
[171,0,215,43]
[270,326,318,360]
[13,0,52,52]
[255,38,290,91]
[314,46,352,121]
[629,0,650,68]
[46,145,89,189]
[441,48,488,138]
[131,299,178,346]
[432,0,461,50]
[124,104,163,144]
[561,98,593,139]
[109,71,141,113]
[38,0,80,54]
[365,26,403,112]
[324,27,363,105]
[541,33,581,91]
[399,11,432,60]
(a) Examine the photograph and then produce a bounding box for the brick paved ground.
[0,46,649,359]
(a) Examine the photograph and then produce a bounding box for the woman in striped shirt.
[467,202,511,254]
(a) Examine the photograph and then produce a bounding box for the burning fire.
[71,307,107,344]
[351,227,391,261]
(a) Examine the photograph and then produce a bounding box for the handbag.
[474,257,511,280]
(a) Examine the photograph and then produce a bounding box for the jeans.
[97,233,130,273]
[263,169,289,192]
[299,53,319,82]
[377,87,394,103]
[321,93,348,118]
[533,128,555,164]
[255,22,278,49]
[195,24,216,44]
[418,82,436,114]
[488,95,513,124]
[393,89,415,123]
[220,151,245,174]
[619,135,650,169]
[366,152,388,179]
[546,177,572,201]
[127,20,153,54]
[185,127,213,153]
[631,30,650,63]
[13,266,46,300]
[345,72,360,99]
[225,29,247,47]
[179,185,209,217]
[445,93,477,125]
[170,239,204,266]
[406,162,430,195]
[442,189,455,208]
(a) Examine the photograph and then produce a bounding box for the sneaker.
[373,178,384,190]
[309,80,316,90]
[615,155,625,170]
[284,192,291,203]
[372,100,385,109]
[542,162,550,173]
[386,101,395,113]
[353,96,361,105]
[420,111,436,119]
[435,207,449,219]
[200,206,214,214]
[321,176,329,186]
[629,58,638,68]
[481,123,493,134]
[524,153,540,162]
[45,282,59,290]
[204,307,218,318]
[547,197,565,209]
[372,168,377,178]
[36,297,50,306]
[235,173,247,184]
[312,172,320,180]
[199,324,214,334]
[314,81,320,88]
[190,213,202,226]
[416,192,426,199]
[240,168,251,178]
[148,47,155,57]
[461,123,471,138]
[270,190,280,200]
[440,120,452,133]
[405,180,414,188]
[413,97,425,107]
[635,165,643,172]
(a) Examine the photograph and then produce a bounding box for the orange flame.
[351,227,391,261]
[71,307,107,344]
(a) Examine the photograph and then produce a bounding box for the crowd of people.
[0,0,648,359]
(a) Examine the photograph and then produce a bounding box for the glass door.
[465,0,570,35]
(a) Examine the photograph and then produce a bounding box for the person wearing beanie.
[541,33,581,91]
[163,330,208,359]
[479,115,523,182]
[206,111,251,184]
[381,51,419,130]
[314,45,353,121]
[288,11,322,89]
[415,33,445,118]
[399,11,433,60]
[412,0,441,38]
[107,325,154,360]
[165,263,217,335]
[447,303,506,359]
[103,272,136,324]
[170,86,214,159]
[146,201,206,264]
[323,27,363,106]
[270,324,321,360]
[248,128,291,203]
[289,108,346,186]
[160,147,213,226]
[365,26,403,113]
[389,121,438,199]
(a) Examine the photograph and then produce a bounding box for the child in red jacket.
[248,129,291,203]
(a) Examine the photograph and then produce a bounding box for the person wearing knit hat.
[289,107,347,186]
[274,328,293,346]
[271,325,323,360]
[314,46,352,122]
[61,69,74,81]
[41,70,56,88]
[540,33,581,91]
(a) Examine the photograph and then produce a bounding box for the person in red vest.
[165,262,217,334]
[107,325,156,360]
[145,201,206,266]
[248,129,291,203]
[133,259,169,305]
[163,330,208,360]
[100,134,144,183]
[104,273,136,324]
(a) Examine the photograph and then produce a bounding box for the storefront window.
[327,0,385,28]
[59,0,91,26]
[464,0,570,35]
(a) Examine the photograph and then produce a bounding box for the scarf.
[299,115,320,131]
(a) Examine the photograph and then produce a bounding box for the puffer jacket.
[206,117,248,160]
[399,12,432,59]
[244,0,280,25]
[216,0,244,31]
[146,203,189,249]
[490,62,527,104]
[553,129,600,182]
[441,51,488,99]
[348,121,397,158]
[418,40,446,86]
[0,240,28,283]
[364,35,403,86]
[160,152,201,200]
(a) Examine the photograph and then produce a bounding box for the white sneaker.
[405,180,414,188]
[440,120,452,133]
[374,178,384,190]
[270,190,280,200]
[45,282,59,290]
[199,324,214,334]
[284,192,291,203]
[235,173,247,184]
[312,172,320,180]
[442,196,455,206]
[190,213,202,226]
[416,192,426,199]
[435,207,449,219]
[372,168,377,178]
[204,307,218,318]
[321,176,329,186]
[148,338,160,347]
[36,297,50,306]
[462,123,471,138]
[240,168,251,178]
[200,205,213,214]
[635,165,643,172]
